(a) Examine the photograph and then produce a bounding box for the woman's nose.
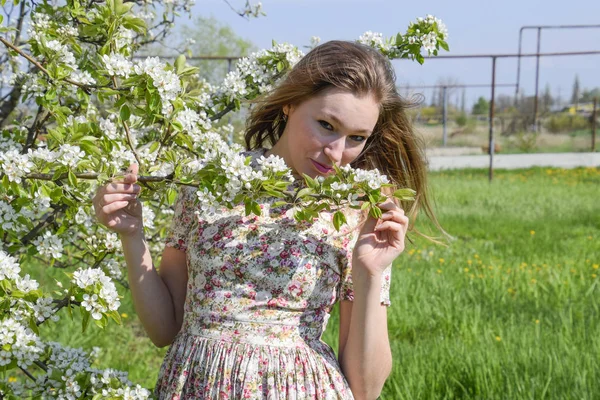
[323,137,345,165]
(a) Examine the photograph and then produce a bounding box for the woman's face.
[269,88,380,178]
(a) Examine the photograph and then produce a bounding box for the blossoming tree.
[0,0,448,397]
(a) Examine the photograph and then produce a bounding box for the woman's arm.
[338,199,408,399]
[93,163,188,348]
[121,233,188,348]
[338,273,392,400]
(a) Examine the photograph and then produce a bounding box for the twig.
[0,37,92,95]
[210,103,236,122]
[22,104,50,154]
[22,172,183,184]
[111,75,142,167]
[20,205,68,246]
[34,360,48,372]
[18,366,36,382]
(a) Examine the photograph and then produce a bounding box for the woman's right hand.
[93,163,143,237]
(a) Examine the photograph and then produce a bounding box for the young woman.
[93,40,437,400]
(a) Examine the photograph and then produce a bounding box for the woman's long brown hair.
[245,40,444,238]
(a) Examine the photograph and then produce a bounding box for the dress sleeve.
[338,223,392,307]
[164,186,197,252]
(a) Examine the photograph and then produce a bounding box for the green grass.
[367,167,600,399]
[16,167,600,399]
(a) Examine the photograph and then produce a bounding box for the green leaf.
[108,310,122,325]
[369,205,383,219]
[120,104,131,121]
[175,54,186,75]
[393,188,416,200]
[439,40,449,52]
[68,170,78,187]
[28,317,40,335]
[166,186,177,205]
[0,15,3,24]
[244,198,252,216]
[81,309,90,333]
[45,88,57,100]
[149,141,160,153]
[333,211,346,231]
[303,174,318,190]
[251,201,262,216]
[295,188,313,199]
[115,1,134,15]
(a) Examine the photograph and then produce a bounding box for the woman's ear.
[283,105,290,116]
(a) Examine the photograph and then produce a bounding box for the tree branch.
[20,205,68,246]
[22,104,50,154]
[0,37,92,95]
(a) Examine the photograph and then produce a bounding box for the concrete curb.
[427,152,600,171]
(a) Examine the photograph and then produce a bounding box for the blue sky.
[182,0,600,108]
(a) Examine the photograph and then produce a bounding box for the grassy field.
[26,167,600,399]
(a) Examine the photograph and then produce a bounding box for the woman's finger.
[101,200,131,215]
[104,182,141,194]
[100,193,138,207]
[379,210,406,222]
[374,220,405,233]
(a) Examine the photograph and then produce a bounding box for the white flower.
[101,53,133,78]
[143,207,155,230]
[31,231,64,259]
[71,70,96,85]
[0,250,21,281]
[15,274,39,293]
[30,146,58,163]
[57,144,85,168]
[0,149,34,183]
[0,201,20,231]
[0,318,44,368]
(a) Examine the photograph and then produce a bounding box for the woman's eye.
[350,135,366,143]
[318,120,334,131]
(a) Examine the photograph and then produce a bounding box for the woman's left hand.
[353,199,409,275]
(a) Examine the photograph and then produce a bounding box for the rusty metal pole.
[489,57,497,182]
[516,27,524,104]
[533,28,541,132]
[442,86,448,147]
[593,97,597,152]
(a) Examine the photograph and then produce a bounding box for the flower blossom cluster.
[0,148,34,183]
[351,167,390,190]
[27,343,152,399]
[101,53,133,78]
[71,268,121,319]
[175,107,212,133]
[358,31,389,51]
[0,318,44,368]
[45,40,77,69]
[133,57,182,115]
[32,231,64,260]
[0,200,27,234]
[219,43,304,101]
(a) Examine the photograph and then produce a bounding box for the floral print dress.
[154,149,391,400]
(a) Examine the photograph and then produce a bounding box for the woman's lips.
[310,159,334,174]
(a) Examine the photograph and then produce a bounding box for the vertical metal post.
[515,27,524,104]
[593,97,597,152]
[489,57,497,183]
[533,28,541,132]
[442,86,448,147]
